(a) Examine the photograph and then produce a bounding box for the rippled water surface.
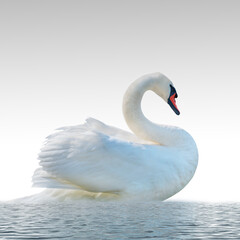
[0,200,240,239]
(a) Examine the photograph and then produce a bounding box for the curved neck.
[122,75,196,149]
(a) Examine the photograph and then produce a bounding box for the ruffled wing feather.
[33,118,184,197]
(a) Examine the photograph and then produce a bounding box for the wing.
[33,118,177,194]
[58,118,153,144]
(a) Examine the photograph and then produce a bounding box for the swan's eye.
[168,85,180,115]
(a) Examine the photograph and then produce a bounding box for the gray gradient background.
[0,0,239,201]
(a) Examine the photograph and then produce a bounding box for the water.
[0,200,240,239]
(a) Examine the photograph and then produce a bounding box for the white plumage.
[33,73,198,200]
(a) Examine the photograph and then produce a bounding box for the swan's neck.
[122,75,196,150]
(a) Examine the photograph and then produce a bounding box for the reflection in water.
[0,199,239,239]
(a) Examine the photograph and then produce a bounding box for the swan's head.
[123,72,180,117]
[150,73,180,115]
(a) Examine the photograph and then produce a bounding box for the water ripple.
[0,201,240,239]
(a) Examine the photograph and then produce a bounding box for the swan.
[33,72,198,200]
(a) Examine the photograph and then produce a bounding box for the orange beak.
[168,86,180,115]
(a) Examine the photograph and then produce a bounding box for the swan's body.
[33,73,198,200]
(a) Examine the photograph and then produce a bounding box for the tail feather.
[32,168,80,190]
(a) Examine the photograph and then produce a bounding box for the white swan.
[33,72,198,200]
